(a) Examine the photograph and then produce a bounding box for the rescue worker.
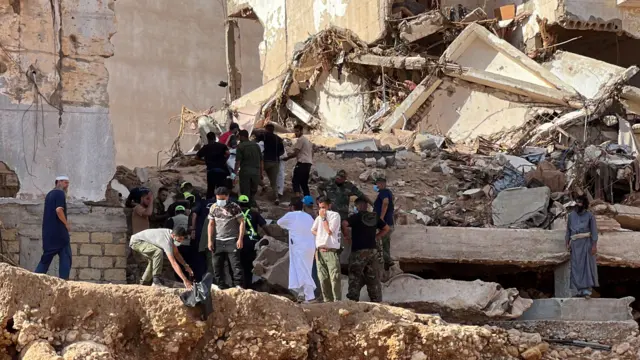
[342,197,390,302]
[234,130,263,207]
[237,195,271,288]
[317,169,372,221]
[165,205,193,281]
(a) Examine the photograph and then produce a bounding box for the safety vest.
[242,209,259,240]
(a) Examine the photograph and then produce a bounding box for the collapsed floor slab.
[340,274,532,322]
[489,320,638,344]
[518,297,635,322]
[0,264,549,360]
[391,225,640,268]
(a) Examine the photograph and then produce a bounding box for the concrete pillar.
[554,261,572,298]
[225,19,242,102]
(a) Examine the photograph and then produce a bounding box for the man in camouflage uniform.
[341,197,390,302]
[317,169,372,221]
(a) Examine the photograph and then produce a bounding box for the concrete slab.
[391,225,640,268]
[492,187,550,228]
[614,204,640,231]
[518,297,634,322]
[340,274,532,322]
[490,320,638,344]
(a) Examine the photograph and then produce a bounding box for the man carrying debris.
[255,123,285,205]
[237,195,271,289]
[373,177,395,271]
[129,227,193,289]
[35,176,72,279]
[566,194,599,298]
[234,130,263,207]
[197,132,231,199]
[150,187,170,228]
[283,124,314,197]
[318,169,372,221]
[311,197,342,302]
[342,197,390,303]
[278,197,317,302]
[208,187,245,288]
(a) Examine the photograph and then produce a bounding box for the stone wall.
[0,200,128,284]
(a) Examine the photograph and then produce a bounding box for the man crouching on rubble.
[342,197,390,302]
[130,227,193,289]
[566,194,599,298]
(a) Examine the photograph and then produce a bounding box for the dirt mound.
[0,264,548,359]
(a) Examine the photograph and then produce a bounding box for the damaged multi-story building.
[4,1,640,356]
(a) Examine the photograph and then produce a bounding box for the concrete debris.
[314,163,337,181]
[613,204,640,231]
[1,264,557,360]
[492,187,551,228]
[376,157,387,168]
[335,138,378,151]
[253,237,289,291]
[342,274,532,322]
[398,11,448,43]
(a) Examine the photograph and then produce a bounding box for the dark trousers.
[239,170,260,206]
[292,162,312,196]
[35,244,73,280]
[240,238,257,289]
[211,240,243,288]
[207,169,228,199]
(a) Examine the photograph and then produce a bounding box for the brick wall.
[0,228,20,264]
[0,200,129,284]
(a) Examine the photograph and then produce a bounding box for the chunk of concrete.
[491,320,638,344]
[341,274,532,322]
[492,187,550,228]
[391,225,640,268]
[518,297,634,322]
[398,11,447,43]
[253,237,289,290]
[314,163,337,181]
[613,204,640,231]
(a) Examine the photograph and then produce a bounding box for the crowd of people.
[32,125,600,301]
[117,122,398,302]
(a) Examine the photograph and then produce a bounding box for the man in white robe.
[277,198,317,302]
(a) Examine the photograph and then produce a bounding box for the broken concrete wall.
[227,0,389,83]
[419,79,535,142]
[543,51,625,99]
[0,0,116,200]
[560,0,640,38]
[0,199,128,283]
[107,0,264,168]
[302,68,371,133]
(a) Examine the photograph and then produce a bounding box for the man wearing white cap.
[35,176,72,279]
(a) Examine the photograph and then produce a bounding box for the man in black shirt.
[255,124,284,205]
[167,193,192,218]
[197,132,231,199]
[341,197,390,302]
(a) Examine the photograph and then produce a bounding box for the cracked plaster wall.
[0,0,264,200]
[0,0,116,201]
[228,0,389,84]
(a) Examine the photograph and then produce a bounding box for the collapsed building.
[4,0,640,359]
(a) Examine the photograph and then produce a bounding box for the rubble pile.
[1,264,554,360]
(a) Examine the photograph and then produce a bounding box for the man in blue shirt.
[35,176,72,279]
[373,177,394,271]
